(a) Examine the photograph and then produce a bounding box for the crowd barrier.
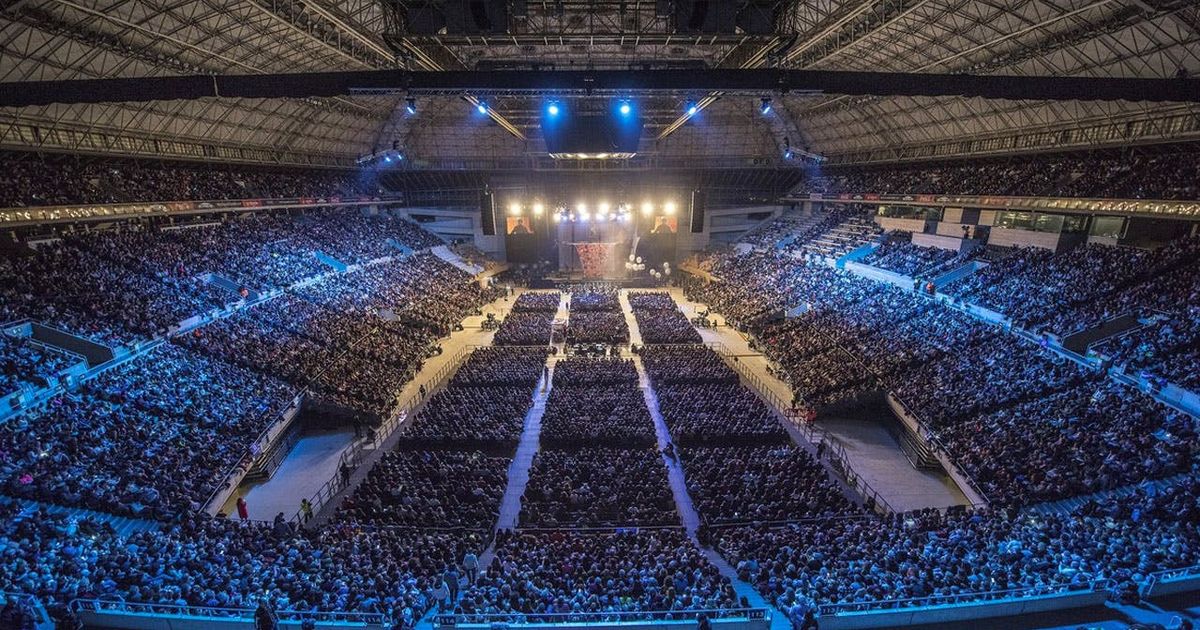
[2,591,54,630]
[70,599,386,629]
[815,581,1110,630]
[435,607,770,630]
[1142,564,1200,599]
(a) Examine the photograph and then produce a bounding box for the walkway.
[494,366,552,531]
[618,289,644,346]
[634,356,700,536]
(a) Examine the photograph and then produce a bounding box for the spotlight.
[576,202,588,214]
[476,102,488,114]
[641,201,654,216]
[509,203,522,216]
[664,201,677,215]
[618,101,632,116]
[405,97,417,115]
[598,201,610,217]
[547,102,561,116]
[784,148,794,160]
[383,156,392,163]
[685,103,698,116]
[579,211,590,222]
[760,98,771,115]
[533,202,544,216]
[553,212,562,223]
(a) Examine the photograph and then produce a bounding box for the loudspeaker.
[480,190,497,236]
[673,0,736,34]
[736,1,778,35]
[689,189,707,234]
[446,0,507,34]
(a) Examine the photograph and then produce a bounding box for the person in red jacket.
[236,496,249,521]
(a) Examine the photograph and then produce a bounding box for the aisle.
[493,367,552,531]
[634,356,701,537]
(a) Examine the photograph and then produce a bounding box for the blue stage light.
[619,102,632,115]
[477,102,488,114]
[686,103,698,116]
[547,102,560,116]
[760,98,772,115]
[405,97,417,115]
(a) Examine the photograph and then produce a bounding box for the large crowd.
[565,311,630,345]
[714,498,1200,621]
[628,292,703,345]
[540,358,654,449]
[0,333,81,396]
[400,348,546,451]
[0,154,381,208]
[177,254,488,420]
[796,150,1200,200]
[642,346,788,446]
[2,345,296,519]
[0,209,444,346]
[5,175,1200,630]
[522,357,672,527]
[686,219,1200,513]
[861,233,964,278]
[0,505,482,623]
[457,529,740,618]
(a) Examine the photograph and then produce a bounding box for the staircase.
[244,420,304,482]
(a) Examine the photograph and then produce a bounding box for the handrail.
[816,579,1111,616]
[69,598,386,625]
[1141,563,1200,596]
[436,607,769,626]
[1,591,52,627]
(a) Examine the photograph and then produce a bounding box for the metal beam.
[4,68,1199,107]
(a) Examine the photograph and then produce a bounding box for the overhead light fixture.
[509,202,522,216]
[760,97,772,115]
[640,201,654,216]
[618,101,632,116]
[664,201,677,215]
[547,101,561,116]
[476,102,488,114]
[532,202,545,216]
[405,97,417,115]
[685,103,698,117]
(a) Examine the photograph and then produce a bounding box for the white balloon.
[628,254,636,261]
[636,256,643,264]
[665,268,672,275]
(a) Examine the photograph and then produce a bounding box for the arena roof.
[1,0,1198,169]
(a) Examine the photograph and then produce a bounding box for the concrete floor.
[221,428,354,521]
